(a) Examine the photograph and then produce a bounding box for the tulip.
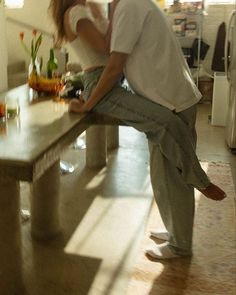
[19,29,43,75]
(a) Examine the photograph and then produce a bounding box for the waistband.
[83,66,105,73]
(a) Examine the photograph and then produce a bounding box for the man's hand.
[68,98,89,113]
[68,52,127,115]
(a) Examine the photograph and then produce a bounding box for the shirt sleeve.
[69,5,92,35]
[110,1,146,54]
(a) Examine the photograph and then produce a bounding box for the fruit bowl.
[28,73,63,95]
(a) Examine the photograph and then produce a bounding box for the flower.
[19,29,43,73]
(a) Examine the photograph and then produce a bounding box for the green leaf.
[20,40,31,55]
[39,56,43,71]
[35,34,42,54]
[31,39,35,57]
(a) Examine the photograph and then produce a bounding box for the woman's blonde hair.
[48,0,76,47]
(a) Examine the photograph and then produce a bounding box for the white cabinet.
[211,72,229,126]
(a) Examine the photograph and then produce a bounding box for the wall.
[5,0,108,73]
[5,0,55,73]
[5,2,235,76]
[0,1,8,92]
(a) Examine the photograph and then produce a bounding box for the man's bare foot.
[199,183,227,201]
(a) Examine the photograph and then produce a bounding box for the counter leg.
[106,125,119,150]
[30,160,61,240]
[0,178,24,294]
[86,126,107,168]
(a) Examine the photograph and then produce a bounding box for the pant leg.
[176,105,197,149]
[82,69,210,190]
[148,105,197,255]
[82,70,208,254]
[94,86,209,189]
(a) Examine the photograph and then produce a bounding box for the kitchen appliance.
[224,6,236,150]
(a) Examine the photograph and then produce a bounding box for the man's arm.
[69,52,127,113]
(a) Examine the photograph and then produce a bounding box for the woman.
[49,0,111,68]
[48,0,226,259]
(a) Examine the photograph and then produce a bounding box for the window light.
[4,0,24,8]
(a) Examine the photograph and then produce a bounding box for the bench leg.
[0,178,24,294]
[106,126,119,150]
[30,160,61,240]
[86,126,107,168]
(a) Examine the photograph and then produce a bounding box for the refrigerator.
[225,6,236,150]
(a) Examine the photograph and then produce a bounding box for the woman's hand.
[68,98,89,113]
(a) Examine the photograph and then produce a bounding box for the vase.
[28,57,41,91]
[28,57,41,77]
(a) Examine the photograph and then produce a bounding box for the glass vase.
[28,57,41,78]
[28,57,41,91]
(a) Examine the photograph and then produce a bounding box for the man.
[69,0,226,259]
[109,0,199,259]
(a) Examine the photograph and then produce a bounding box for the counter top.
[0,85,90,181]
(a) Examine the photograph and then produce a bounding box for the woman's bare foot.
[199,183,227,201]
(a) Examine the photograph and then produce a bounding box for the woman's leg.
[93,85,210,190]
[80,69,225,200]
[76,70,225,258]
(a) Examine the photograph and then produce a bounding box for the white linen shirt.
[111,0,202,112]
[69,5,108,70]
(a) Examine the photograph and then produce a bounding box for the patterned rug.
[126,162,236,295]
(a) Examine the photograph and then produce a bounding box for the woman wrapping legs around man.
[48,0,226,259]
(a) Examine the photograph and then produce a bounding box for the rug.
[126,162,236,295]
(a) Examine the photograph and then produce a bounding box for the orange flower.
[19,29,43,72]
[19,32,24,40]
[32,29,37,36]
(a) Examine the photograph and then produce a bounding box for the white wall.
[5,2,235,75]
[0,1,8,92]
[5,1,108,73]
[5,0,55,73]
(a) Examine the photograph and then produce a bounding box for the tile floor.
[19,103,236,295]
